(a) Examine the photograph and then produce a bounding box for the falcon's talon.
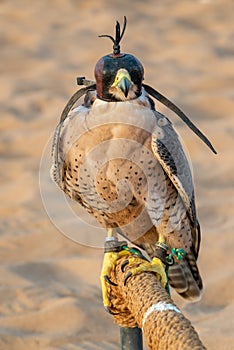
[104,306,119,315]
[104,275,118,286]
[121,259,129,272]
[124,271,132,286]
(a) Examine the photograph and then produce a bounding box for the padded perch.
[109,256,207,350]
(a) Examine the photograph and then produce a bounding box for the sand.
[0,0,234,349]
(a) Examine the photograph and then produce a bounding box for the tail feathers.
[168,252,203,301]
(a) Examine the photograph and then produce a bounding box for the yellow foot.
[100,238,168,313]
[100,247,130,313]
[123,256,167,288]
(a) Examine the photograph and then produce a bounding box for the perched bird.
[51,17,216,308]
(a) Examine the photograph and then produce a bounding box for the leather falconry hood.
[61,17,217,155]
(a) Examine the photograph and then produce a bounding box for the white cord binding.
[142,302,181,328]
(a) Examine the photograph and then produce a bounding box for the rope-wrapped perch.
[108,256,207,350]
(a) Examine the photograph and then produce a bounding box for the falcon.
[51,17,216,310]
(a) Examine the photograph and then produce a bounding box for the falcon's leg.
[100,229,130,313]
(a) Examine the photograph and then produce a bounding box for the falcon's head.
[94,17,144,102]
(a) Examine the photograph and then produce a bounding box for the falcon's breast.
[51,89,198,256]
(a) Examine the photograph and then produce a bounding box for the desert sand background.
[0,0,234,349]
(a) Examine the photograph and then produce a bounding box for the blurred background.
[0,0,233,349]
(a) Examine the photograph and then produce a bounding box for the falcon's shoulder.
[50,90,96,188]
